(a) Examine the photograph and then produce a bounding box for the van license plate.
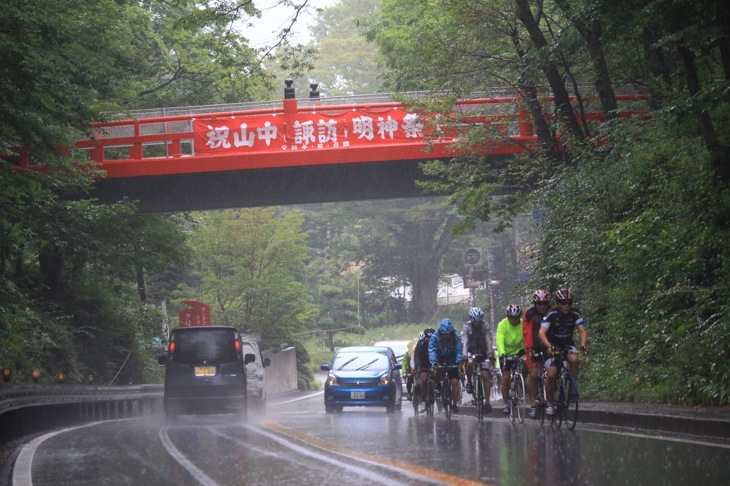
[350,391,365,399]
[195,366,216,377]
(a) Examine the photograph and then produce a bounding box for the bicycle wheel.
[537,377,547,426]
[425,380,434,417]
[443,378,452,420]
[412,383,420,416]
[513,372,526,424]
[508,375,516,424]
[474,376,484,422]
[553,377,565,428]
[564,372,579,430]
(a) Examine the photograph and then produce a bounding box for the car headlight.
[326,373,338,386]
[379,373,391,386]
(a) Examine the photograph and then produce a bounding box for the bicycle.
[503,355,527,424]
[549,347,579,430]
[412,379,421,416]
[490,363,502,403]
[533,352,548,426]
[424,369,442,417]
[469,354,489,422]
[432,364,460,420]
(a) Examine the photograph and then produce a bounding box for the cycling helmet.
[555,288,573,303]
[468,307,485,322]
[506,304,522,317]
[531,289,551,303]
[425,328,435,337]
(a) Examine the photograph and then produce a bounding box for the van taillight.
[235,340,241,351]
[169,342,176,355]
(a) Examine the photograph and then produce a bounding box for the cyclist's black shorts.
[435,366,460,380]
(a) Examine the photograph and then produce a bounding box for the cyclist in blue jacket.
[429,318,463,413]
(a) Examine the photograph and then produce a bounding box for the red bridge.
[16,83,647,212]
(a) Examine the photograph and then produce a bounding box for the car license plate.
[350,391,365,399]
[195,366,216,377]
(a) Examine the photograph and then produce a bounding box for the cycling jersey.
[496,317,524,357]
[540,308,585,348]
[523,307,547,354]
[461,320,491,357]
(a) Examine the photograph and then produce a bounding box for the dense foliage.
[0,0,281,384]
[2,0,728,406]
[369,0,730,404]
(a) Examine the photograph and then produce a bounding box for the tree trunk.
[553,0,618,117]
[716,1,730,82]
[39,244,64,297]
[405,213,458,322]
[510,26,556,153]
[513,0,585,140]
[642,23,670,110]
[410,261,440,322]
[135,262,147,304]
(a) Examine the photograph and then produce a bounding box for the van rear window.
[172,329,238,364]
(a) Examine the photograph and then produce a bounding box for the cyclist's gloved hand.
[581,345,589,356]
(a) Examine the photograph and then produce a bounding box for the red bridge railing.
[12,93,648,179]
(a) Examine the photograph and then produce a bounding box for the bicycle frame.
[432,364,460,420]
[550,348,579,430]
[470,354,488,422]
[503,355,526,424]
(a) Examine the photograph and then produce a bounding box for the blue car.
[321,346,403,413]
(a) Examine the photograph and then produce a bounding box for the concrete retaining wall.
[262,346,298,395]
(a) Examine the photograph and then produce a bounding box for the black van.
[159,326,255,422]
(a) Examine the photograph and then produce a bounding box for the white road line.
[583,425,730,449]
[269,391,323,406]
[12,420,129,486]
[244,424,448,485]
[158,427,219,486]
[241,424,400,485]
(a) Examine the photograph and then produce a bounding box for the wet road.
[13,391,730,485]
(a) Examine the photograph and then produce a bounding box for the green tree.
[182,208,316,350]
[305,0,383,95]
[366,0,730,405]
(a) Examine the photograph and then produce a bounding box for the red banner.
[178,300,211,327]
[193,108,430,155]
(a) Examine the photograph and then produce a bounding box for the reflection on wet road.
[14,391,730,485]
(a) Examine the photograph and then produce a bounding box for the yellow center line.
[261,419,488,486]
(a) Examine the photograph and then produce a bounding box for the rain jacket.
[413,335,432,369]
[428,319,463,366]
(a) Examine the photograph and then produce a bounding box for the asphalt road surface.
[10,390,730,485]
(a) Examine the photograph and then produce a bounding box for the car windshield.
[172,329,238,365]
[333,352,390,371]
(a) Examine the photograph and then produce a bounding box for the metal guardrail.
[0,384,163,413]
[0,384,163,445]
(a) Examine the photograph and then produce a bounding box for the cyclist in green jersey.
[496,304,526,416]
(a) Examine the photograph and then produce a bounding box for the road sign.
[179,300,211,327]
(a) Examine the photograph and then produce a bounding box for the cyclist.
[413,327,435,412]
[461,306,493,413]
[523,289,551,419]
[538,288,588,416]
[402,345,413,401]
[496,304,526,416]
[429,318,464,413]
